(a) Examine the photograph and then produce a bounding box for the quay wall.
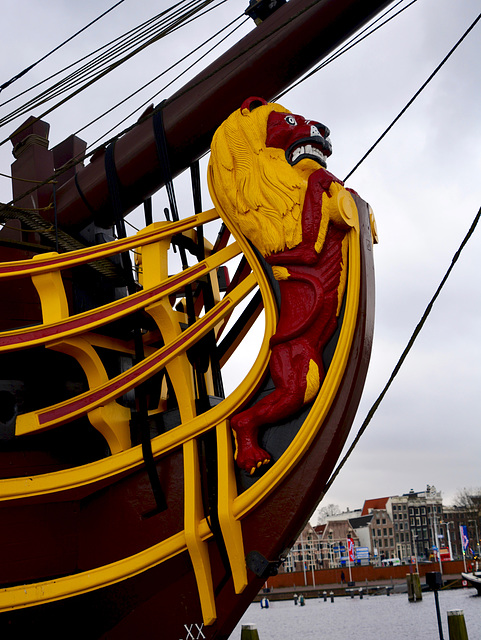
[266,561,466,589]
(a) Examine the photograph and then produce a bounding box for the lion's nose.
[311,122,330,139]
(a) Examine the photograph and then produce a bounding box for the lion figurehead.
[207,97,333,257]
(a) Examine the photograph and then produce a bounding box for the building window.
[389,528,393,536]
[382,519,386,525]
[390,538,394,547]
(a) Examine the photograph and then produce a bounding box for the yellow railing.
[0,203,362,625]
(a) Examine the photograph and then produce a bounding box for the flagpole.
[460,525,467,572]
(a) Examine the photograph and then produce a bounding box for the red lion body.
[231,167,350,473]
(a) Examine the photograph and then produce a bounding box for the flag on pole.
[347,537,355,562]
[460,525,470,554]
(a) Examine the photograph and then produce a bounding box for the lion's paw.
[235,440,271,475]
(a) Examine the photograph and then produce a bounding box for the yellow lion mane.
[207,102,322,257]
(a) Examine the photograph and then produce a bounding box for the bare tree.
[455,488,481,556]
[316,503,341,525]
[454,487,481,516]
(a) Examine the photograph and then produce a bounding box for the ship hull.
[0,195,374,639]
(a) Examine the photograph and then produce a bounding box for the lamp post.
[411,531,419,574]
[301,532,307,586]
[328,530,333,569]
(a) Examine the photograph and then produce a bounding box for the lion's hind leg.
[230,341,321,474]
[230,409,271,476]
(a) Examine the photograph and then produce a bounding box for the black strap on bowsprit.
[104,141,167,515]
[152,106,231,577]
[152,107,199,356]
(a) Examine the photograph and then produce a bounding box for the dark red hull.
[0,195,374,639]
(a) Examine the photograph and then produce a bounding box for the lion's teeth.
[290,144,326,165]
[292,146,303,161]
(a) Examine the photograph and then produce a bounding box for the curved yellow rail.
[0,202,364,626]
[0,205,279,623]
[0,209,218,279]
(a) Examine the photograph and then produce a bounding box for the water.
[229,590,480,639]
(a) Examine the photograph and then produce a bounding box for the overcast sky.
[1,0,480,518]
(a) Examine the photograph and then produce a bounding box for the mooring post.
[447,610,469,640]
[241,624,260,640]
[330,591,334,603]
[413,573,422,601]
[323,591,327,602]
[406,572,422,602]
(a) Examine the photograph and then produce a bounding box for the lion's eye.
[285,116,297,126]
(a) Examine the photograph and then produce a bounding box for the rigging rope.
[74,14,246,144]
[275,0,418,101]
[316,9,481,500]
[322,203,481,499]
[0,204,120,278]
[0,1,185,109]
[0,0,125,95]
[0,0,226,130]
[0,0,211,120]
[343,10,481,182]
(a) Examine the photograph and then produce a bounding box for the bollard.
[447,610,469,640]
[359,588,363,600]
[330,591,334,603]
[407,573,422,602]
[412,573,422,601]
[241,624,260,640]
[406,573,414,602]
[323,591,327,602]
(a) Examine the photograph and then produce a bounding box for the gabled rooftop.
[361,497,389,516]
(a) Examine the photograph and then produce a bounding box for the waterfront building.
[282,485,476,572]
[362,486,444,563]
[441,504,481,561]
[281,523,323,573]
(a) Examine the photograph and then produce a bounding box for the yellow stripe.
[0,243,240,352]
[0,209,219,279]
[0,531,186,611]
